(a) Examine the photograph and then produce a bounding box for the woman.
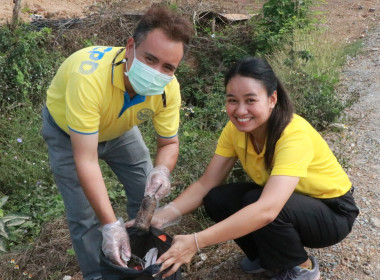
[140,57,359,280]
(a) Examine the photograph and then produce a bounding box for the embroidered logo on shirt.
[137,108,154,121]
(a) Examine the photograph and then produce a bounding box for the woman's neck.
[249,126,267,146]
[249,131,266,155]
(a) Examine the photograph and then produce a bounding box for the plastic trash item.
[144,248,158,268]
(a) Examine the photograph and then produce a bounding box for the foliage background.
[0,0,364,278]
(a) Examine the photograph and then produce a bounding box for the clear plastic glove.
[102,218,131,267]
[145,165,171,199]
[125,202,182,229]
[152,202,182,229]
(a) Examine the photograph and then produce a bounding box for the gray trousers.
[41,106,153,280]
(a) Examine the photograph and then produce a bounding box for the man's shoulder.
[164,75,180,94]
[158,75,180,107]
[63,46,120,77]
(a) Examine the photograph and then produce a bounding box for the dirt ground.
[0,0,378,41]
[0,0,258,24]
[0,0,380,280]
[0,0,377,36]
[0,0,93,23]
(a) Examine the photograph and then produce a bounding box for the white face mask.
[125,44,174,96]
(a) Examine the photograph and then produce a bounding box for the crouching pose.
[142,57,359,280]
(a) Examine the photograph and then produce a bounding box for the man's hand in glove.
[145,165,171,199]
[102,218,131,267]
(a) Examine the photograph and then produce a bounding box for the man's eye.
[164,66,174,72]
[145,57,154,63]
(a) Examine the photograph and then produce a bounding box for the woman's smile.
[237,117,252,122]
[226,75,276,134]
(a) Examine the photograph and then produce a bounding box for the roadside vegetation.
[0,0,363,278]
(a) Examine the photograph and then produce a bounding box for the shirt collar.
[237,132,266,156]
[111,48,127,92]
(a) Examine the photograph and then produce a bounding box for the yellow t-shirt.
[46,46,181,142]
[215,114,351,198]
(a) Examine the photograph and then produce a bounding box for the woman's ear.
[269,90,278,109]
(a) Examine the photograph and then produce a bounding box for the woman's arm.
[172,154,238,214]
[147,154,237,228]
[157,175,300,277]
[197,175,299,247]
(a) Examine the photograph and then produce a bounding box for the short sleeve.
[271,130,314,177]
[152,77,181,138]
[66,72,102,134]
[215,121,238,158]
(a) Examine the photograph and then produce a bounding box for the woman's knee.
[242,188,263,207]
[203,187,222,212]
[204,183,260,222]
[203,185,240,222]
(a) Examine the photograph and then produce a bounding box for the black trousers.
[203,182,359,270]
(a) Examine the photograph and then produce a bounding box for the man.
[41,6,193,280]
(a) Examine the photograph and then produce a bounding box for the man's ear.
[125,37,135,57]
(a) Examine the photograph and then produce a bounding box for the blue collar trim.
[118,91,146,118]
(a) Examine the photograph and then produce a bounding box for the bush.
[253,0,318,53]
[179,23,255,111]
[0,24,63,108]
[267,29,361,129]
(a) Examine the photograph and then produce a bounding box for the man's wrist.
[102,218,118,226]
[153,165,170,174]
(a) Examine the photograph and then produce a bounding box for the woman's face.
[225,75,277,135]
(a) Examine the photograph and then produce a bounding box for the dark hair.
[133,5,194,56]
[224,57,293,170]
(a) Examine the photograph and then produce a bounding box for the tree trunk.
[11,0,22,30]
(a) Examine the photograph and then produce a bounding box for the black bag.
[100,227,181,280]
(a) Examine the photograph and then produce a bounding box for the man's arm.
[70,130,131,266]
[144,135,179,199]
[69,130,116,225]
[155,135,179,171]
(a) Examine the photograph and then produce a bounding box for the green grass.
[0,106,64,249]
[266,29,363,129]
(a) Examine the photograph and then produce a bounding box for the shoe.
[239,257,266,273]
[270,256,320,280]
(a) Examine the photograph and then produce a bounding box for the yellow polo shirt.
[46,46,181,142]
[215,114,351,198]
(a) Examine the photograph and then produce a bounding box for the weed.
[0,106,63,250]
[267,29,357,129]
[0,196,30,252]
